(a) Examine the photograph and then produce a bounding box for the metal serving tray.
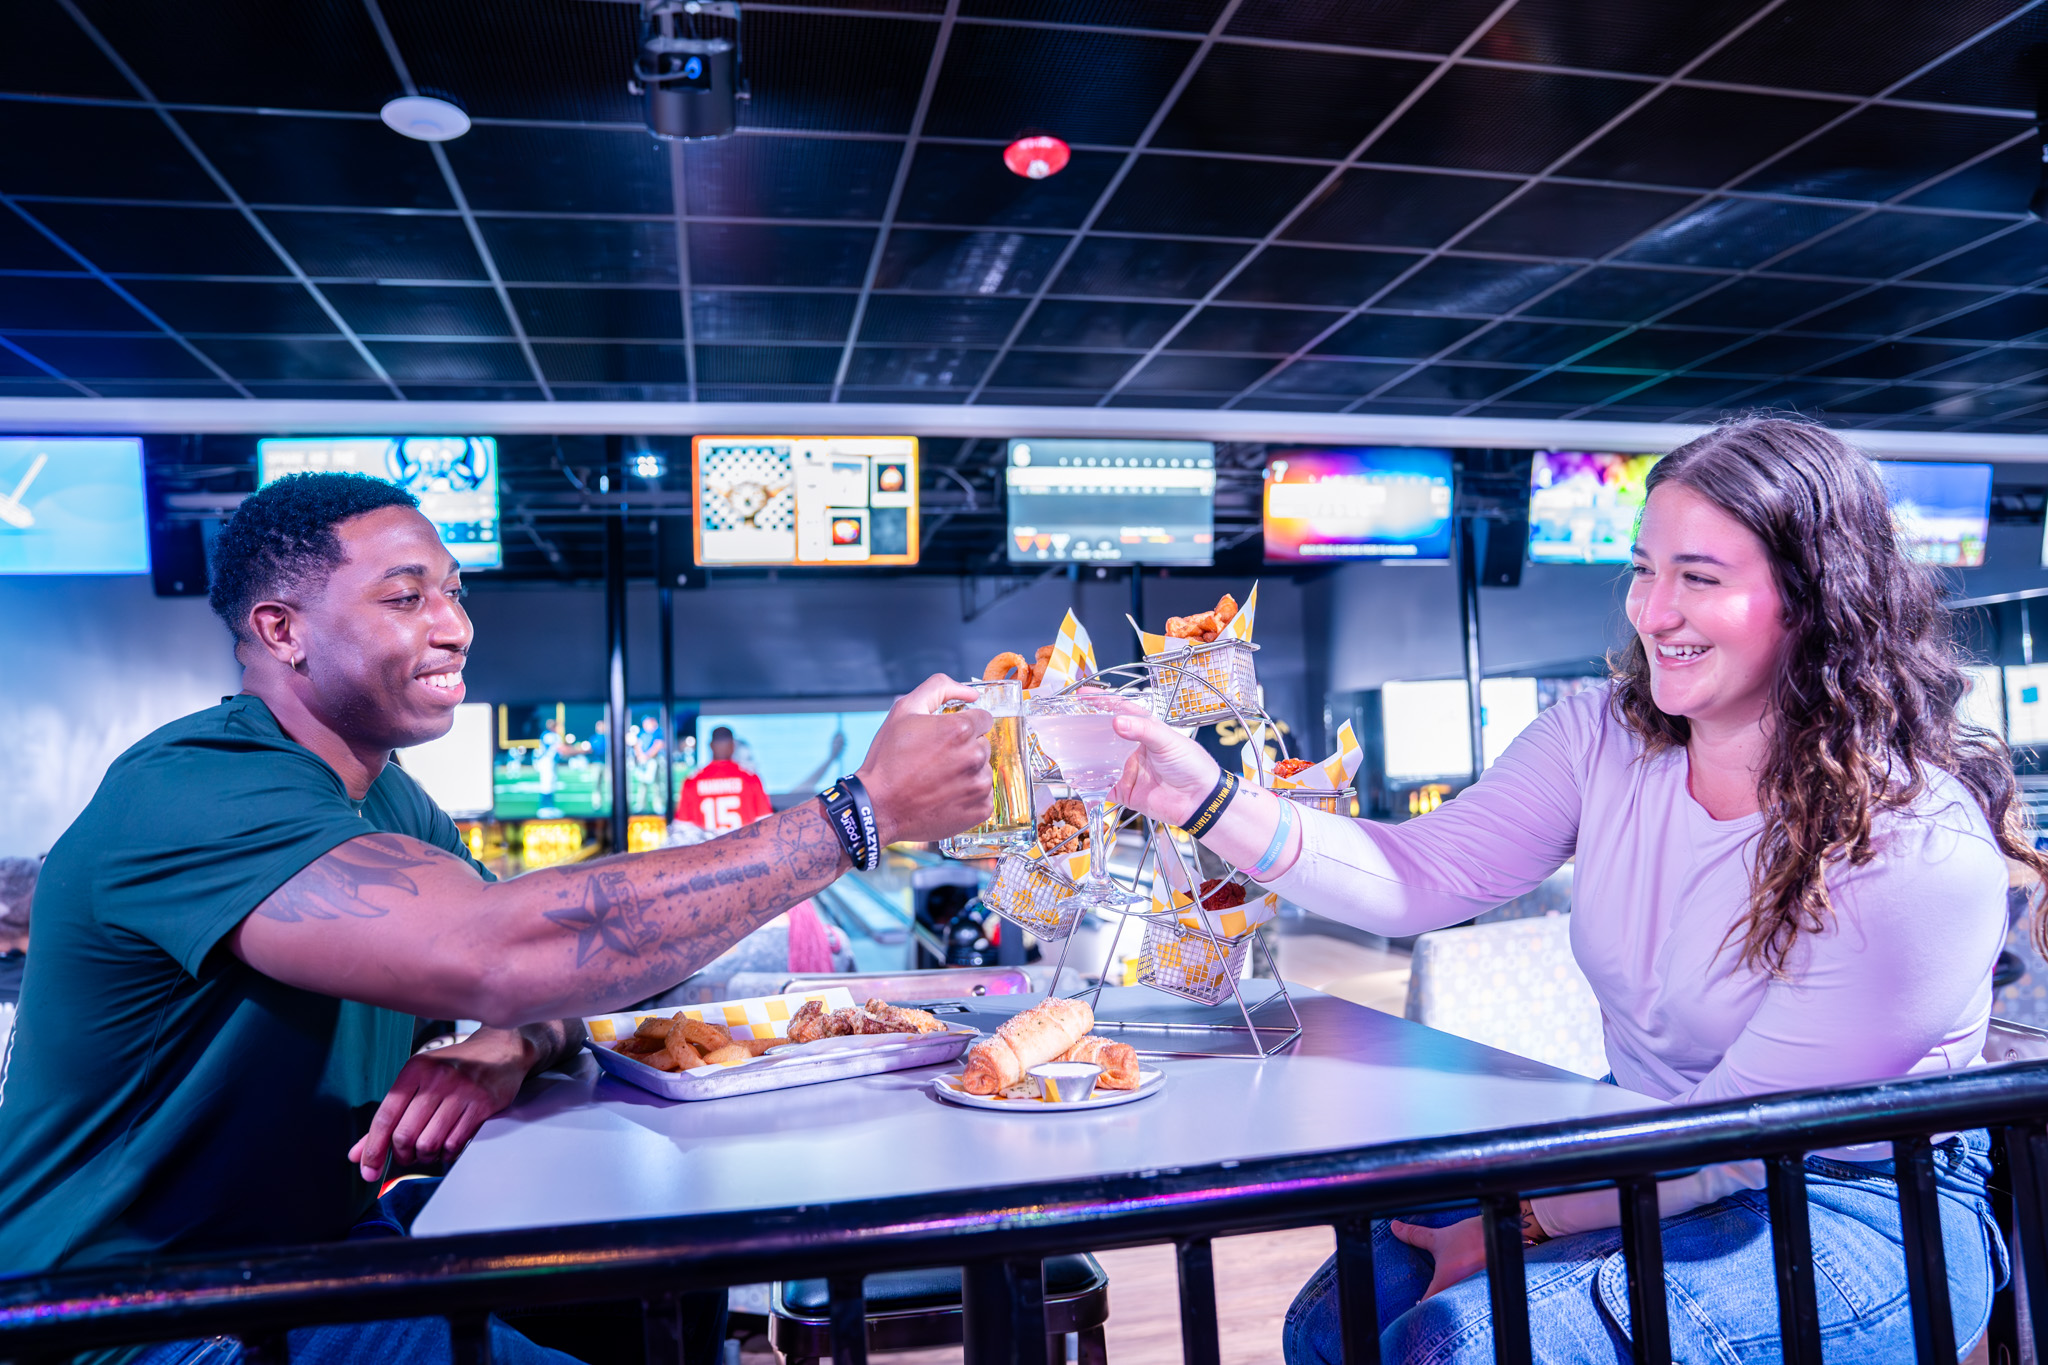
[584,1020,979,1102]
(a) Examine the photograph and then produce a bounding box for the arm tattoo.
[544,867,665,965]
[257,834,434,923]
[531,802,844,990]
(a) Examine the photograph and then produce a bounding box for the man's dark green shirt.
[0,695,489,1272]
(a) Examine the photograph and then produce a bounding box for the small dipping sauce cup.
[1028,1061,1104,1103]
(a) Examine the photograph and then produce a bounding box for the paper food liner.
[1148,879,1278,939]
[1130,582,1258,657]
[1243,719,1363,791]
[584,986,858,1044]
[1033,610,1097,693]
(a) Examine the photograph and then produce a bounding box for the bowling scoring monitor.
[692,435,919,567]
[1004,439,1215,565]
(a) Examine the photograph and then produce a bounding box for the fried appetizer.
[700,1044,752,1066]
[822,1008,862,1038]
[1162,593,1242,645]
[1056,1035,1141,1090]
[1272,757,1314,778]
[984,651,1030,683]
[1196,877,1247,910]
[788,999,829,1045]
[613,1033,665,1059]
[665,1031,707,1070]
[742,1037,790,1057]
[679,1019,732,1053]
[1037,797,1089,854]
[1028,645,1054,690]
[634,1015,676,1040]
[865,1000,944,1034]
[961,997,1094,1095]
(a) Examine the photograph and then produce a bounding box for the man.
[0,474,990,1356]
[676,725,773,833]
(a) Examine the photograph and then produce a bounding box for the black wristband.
[820,780,870,872]
[1179,769,1240,841]
[840,773,882,871]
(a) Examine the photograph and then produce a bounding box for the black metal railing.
[8,1060,2048,1365]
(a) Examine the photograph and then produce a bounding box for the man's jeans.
[1282,1130,2007,1364]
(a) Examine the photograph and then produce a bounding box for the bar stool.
[769,1256,1110,1364]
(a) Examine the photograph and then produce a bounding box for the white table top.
[414,984,1656,1238]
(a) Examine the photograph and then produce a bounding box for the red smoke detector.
[1003,135,1070,180]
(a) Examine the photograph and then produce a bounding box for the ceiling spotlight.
[379,94,471,142]
[1004,135,1070,180]
[632,452,667,481]
[637,0,744,141]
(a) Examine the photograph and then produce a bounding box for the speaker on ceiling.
[149,516,208,598]
[1476,515,1528,589]
[655,516,707,590]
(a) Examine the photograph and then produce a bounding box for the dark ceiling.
[5,0,2048,433]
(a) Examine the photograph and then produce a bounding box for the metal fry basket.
[986,847,1084,942]
[1137,917,1252,1005]
[1278,786,1356,816]
[1147,640,1259,727]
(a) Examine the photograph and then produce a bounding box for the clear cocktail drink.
[1029,713,1137,794]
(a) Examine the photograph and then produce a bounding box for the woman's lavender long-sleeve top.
[1266,685,2008,1234]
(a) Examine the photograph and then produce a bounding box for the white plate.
[931,1066,1165,1112]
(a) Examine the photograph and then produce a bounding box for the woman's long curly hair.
[1608,416,2048,973]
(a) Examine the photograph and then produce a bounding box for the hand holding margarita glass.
[1027,688,1157,915]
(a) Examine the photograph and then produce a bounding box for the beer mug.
[940,677,1034,859]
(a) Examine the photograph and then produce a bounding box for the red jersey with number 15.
[677,759,773,832]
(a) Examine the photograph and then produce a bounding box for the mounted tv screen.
[258,437,501,569]
[1263,447,1453,563]
[1380,676,1540,782]
[1875,460,1991,568]
[1004,439,1215,565]
[0,437,149,575]
[692,435,918,567]
[1527,450,1659,565]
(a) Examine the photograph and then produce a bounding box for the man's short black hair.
[710,726,735,742]
[208,473,420,645]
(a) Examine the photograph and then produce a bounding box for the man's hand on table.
[350,1021,580,1182]
[855,672,994,844]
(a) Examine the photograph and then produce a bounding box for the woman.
[1111,417,2041,1362]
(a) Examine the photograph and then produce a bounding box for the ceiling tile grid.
[0,0,2043,427]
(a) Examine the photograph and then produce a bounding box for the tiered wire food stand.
[981,644,1312,1059]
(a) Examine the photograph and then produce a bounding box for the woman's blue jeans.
[1282,1130,2008,1364]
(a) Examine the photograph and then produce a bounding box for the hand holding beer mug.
[939,678,1034,859]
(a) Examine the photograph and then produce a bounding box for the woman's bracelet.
[1246,790,1296,882]
[1179,769,1240,840]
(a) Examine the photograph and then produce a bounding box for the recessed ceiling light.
[380,95,471,142]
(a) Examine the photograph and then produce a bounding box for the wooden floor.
[742,1227,1334,1365]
